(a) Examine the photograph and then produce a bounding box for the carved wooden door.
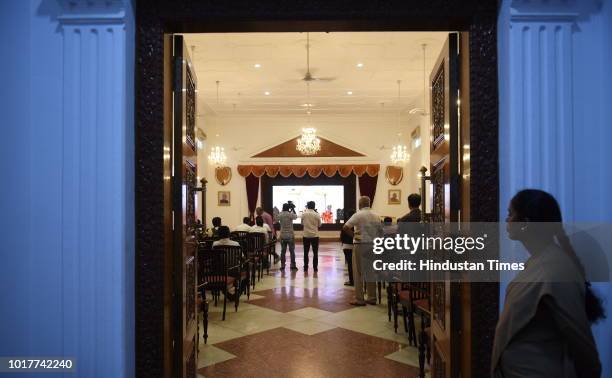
[429,33,461,378]
[173,35,198,378]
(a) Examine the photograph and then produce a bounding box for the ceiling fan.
[300,32,336,82]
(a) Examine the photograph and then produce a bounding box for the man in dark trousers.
[398,193,422,222]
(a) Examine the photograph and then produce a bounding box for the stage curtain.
[236,164,380,178]
[358,173,378,204]
[245,173,259,219]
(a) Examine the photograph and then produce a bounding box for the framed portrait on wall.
[218,191,231,206]
[388,189,401,205]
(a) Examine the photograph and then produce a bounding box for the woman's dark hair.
[307,201,316,210]
[255,216,264,227]
[282,203,290,212]
[243,216,251,224]
[511,189,606,323]
[212,217,222,227]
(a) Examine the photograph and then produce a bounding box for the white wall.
[0,1,135,376]
[498,0,612,373]
[197,112,427,228]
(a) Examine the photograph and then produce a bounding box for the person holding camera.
[278,203,298,270]
[301,201,321,272]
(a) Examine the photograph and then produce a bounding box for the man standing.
[278,203,298,271]
[343,196,383,306]
[397,193,422,222]
[301,201,321,272]
[256,207,276,240]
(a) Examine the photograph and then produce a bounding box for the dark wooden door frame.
[135,1,499,377]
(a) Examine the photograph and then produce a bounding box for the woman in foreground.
[492,189,604,378]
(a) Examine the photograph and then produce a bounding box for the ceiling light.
[301,103,314,107]
[347,91,353,95]
[254,63,261,68]
[356,63,364,68]
[208,146,227,166]
[264,91,271,96]
[296,128,321,156]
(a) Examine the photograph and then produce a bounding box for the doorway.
[135,2,499,377]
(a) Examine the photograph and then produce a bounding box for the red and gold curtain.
[237,164,379,178]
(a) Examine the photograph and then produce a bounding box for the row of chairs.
[387,281,431,378]
[196,232,278,346]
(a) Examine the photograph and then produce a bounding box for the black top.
[398,208,422,223]
[340,228,354,245]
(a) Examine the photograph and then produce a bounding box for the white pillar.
[499,0,612,374]
[501,0,581,219]
[57,1,133,376]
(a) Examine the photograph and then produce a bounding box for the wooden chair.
[197,282,209,346]
[197,248,239,321]
[213,244,250,300]
[230,231,249,240]
[394,282,431,377]
[263,239,278,275]
[246,233,265,286]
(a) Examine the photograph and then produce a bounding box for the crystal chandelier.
[391,144,409,164]
[296,127,321,155]
[296,82,321,156]
[390,80,410,164]
[208,146,227,166]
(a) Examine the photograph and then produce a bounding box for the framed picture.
[388,189,401,205]
[218,191,231,206]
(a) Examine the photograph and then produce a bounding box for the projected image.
[272,185,344,224]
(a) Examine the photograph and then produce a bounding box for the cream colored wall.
[197,112,429,228]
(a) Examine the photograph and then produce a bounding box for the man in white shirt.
[234,217,252,232]
[250,216,280,263]
[301,201,322,272]
[249,216,270,243]
[343,196,383,306]
[212,226,240,247]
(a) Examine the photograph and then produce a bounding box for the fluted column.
[58,1,132,376]
[502,0,584,221]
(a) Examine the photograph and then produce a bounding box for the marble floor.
[197,242,425,378]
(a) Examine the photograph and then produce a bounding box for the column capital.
[57,0,126,25]
[510,0,600,22]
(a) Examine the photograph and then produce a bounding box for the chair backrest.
[213,245,244,270]
[230,232,248,250]
[231,231,249,239]
[409,282,430,301]
[197,248,227,287]
[246,232,265,257]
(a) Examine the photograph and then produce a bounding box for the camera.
[287,201,296,213]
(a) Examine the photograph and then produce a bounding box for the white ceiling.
[183,32,449,116]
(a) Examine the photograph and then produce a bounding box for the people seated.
[382,216,397,236]
[250,215,279,263]
[212,226,240,247]
[249,216,270,243]
[255,207,276,239]
[234,217,252,232]
[211,216,222,238]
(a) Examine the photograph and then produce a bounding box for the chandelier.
[296,127,321,155]
[208,146,227,166]
[391,144,409,164]
[390,80,410,164]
